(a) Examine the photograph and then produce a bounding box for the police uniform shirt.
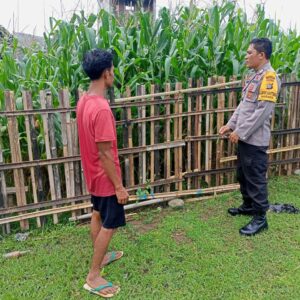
[227,62,281,146]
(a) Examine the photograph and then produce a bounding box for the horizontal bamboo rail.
[220,145,300,163]
[114,80,242,102]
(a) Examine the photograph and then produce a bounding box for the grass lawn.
[0,175,299,300]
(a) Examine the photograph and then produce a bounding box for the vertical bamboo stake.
[62,89,76,216]
[290,75,297,171]
[150,85,155,183]
[193,79,203,188]
[77,90,88,195]
[177,82,183,191]
[0,142,10,233]
[5,91,29,230]
[126,87,134,186]
[205,78,214,186]
[59,90,71,201]
[216,76,225,185]
[296,84,300,169]
[122,104,130,187]
[154,85,161,191]
[286,75,294,175]
[40,91,58,224]
[137,85,146,184]
[278,75,287,175]
[174,83,179,190]
[23,91,41,227]
[25,92,46,223]
[227,76,237,183]
[46,92,62,198]
[164,83,171,192]
[187,79,192,189]
[71,119,82,196]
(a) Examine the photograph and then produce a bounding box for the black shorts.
[91,195,126,229]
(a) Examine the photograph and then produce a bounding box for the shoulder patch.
[257,71,278,102]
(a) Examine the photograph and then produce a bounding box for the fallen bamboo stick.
[220,145,300,163]
[0,184,240,225]
[69,184,240,222]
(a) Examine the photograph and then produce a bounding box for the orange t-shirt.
[76,94,121,196]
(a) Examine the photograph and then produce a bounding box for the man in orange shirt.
[77,49,129,297]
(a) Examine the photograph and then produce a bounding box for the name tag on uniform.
[257,71,278,102]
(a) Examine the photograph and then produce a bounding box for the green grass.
[0,175,300,300]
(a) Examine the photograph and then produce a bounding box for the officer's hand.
[115,185,129,205]
[229,132,239,144]
[219,125,231,136]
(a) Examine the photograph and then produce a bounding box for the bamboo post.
[0,142,10,233]
[286,75,295,175]
[71,118,82,196]
[137,85,146,184]
[122,102,130,187]
[40,91,59,224]
[227,76,237,183]
[205,78,214,186]
[59,90,72,207]
[193,79,203,188]
[296,84,300,169]
[290,75,297,172]
[164,83,171,192]
[216,76,226,185]
[174,83,180,190]
[177,82,183,191]
[5,91,29,230]
[187,79,192,189]
[125,87,134,186]
[150,85,155,183]
[154,85,161,191]
[279,75,287,175]
[46,92,64,197]
[65,90,76,216]
[25,92,47,223]
[22,91,41,227]
[77,89,88,195]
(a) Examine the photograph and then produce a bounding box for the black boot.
[228,205,254,216]
[239,214,268,236]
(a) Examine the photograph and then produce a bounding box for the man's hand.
[229,131,239,144]
[219,125,231,136]
[115,185,129,205]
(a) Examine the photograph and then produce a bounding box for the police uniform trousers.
[237,141,269,213]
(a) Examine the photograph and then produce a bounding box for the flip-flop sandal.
[102,251,124,267]
[83,282,120,298]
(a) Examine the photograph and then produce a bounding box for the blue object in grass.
[196,189,203,196]
[150,190,155,199]
[139,193,147,200]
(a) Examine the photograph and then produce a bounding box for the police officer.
[219,38,281,236]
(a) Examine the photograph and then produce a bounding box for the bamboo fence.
[0,75,299,232]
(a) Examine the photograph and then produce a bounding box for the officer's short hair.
[250,38,272,59]
[82,49,113,80]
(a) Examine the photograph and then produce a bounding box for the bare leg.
[90,210,102,246]
[90,211,120,267]
[86,227,118,295]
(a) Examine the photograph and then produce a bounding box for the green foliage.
[136,179,154,200]
[0,1,299,162]
[1,2,299,102]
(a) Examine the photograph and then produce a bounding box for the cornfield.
[0,1,299,162]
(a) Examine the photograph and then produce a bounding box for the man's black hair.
[250,38,272,59]
[82,49,113,80]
